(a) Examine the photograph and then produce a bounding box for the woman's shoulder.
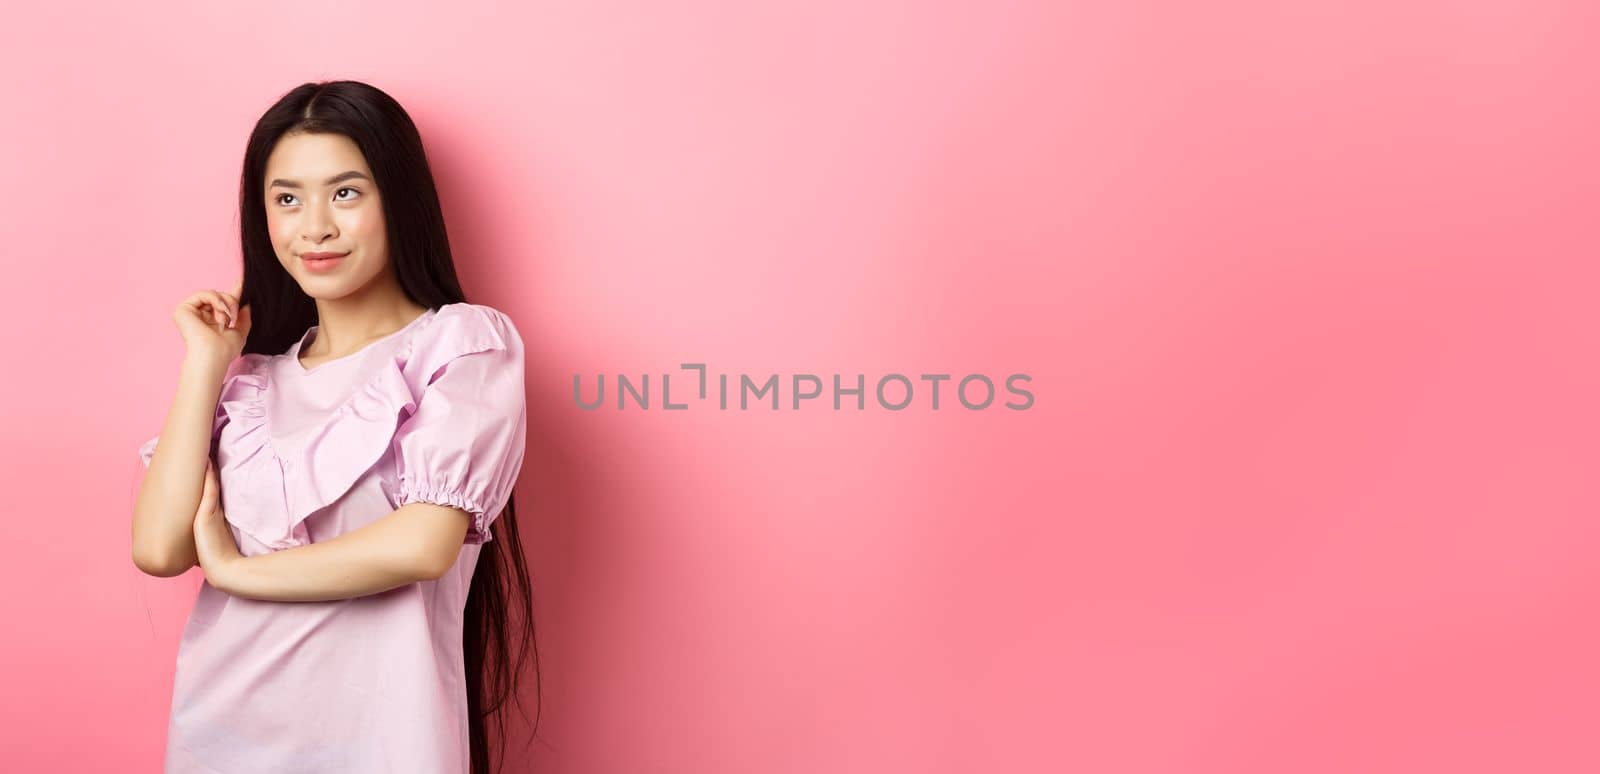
[226,351,276,379]
[432,301,518,329]
[421,302,523,350]
[403,302,524,381]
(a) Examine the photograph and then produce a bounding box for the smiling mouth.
[301,252,348,272]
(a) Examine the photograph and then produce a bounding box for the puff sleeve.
[391,309,528,544]
[138,435,163,468]
[138,356,264,469]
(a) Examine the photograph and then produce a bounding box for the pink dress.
[137,302,528,773]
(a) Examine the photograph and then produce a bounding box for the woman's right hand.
[173,281,252,367]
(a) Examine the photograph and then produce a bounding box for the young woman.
[131,80,540,773]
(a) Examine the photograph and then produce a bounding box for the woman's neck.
[306,287,429,360]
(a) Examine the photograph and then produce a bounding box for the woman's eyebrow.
[269,171,372,188]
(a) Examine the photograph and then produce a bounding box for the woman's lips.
[301,252,348,272]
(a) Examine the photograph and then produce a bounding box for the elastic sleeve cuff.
[396,483,494,544]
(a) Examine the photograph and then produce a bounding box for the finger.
[202,291,234,327]
[180,295,213,315]
[232,276,244,299]
[216,289,240,321]
[199,461,218,506]
[178,292,236,330]
[189,293,219,322]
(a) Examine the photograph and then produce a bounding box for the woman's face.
[263,132,390,300]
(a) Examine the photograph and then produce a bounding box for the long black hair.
[237,80,540,773]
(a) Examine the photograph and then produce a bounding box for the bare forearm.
[211,515,438,602]
[132,355,230,575]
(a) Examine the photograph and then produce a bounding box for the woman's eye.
[274,189,357,206]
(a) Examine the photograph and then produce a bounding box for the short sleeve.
[391,309,528,544]
[140,408,226,469]
[137,356,262,469]
[138,435,162,469]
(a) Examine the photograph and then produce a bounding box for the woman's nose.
[302,206,336,241]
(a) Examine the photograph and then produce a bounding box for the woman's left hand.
[193,459,243,588]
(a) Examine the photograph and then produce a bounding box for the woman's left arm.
[193,466,470,601]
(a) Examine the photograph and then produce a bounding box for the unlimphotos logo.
[575,363,1034,411]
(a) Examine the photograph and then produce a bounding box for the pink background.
[2,1,1597,772]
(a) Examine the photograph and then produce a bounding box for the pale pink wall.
[2,1,1597,772]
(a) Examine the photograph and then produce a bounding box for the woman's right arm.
[131,287,249,577]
